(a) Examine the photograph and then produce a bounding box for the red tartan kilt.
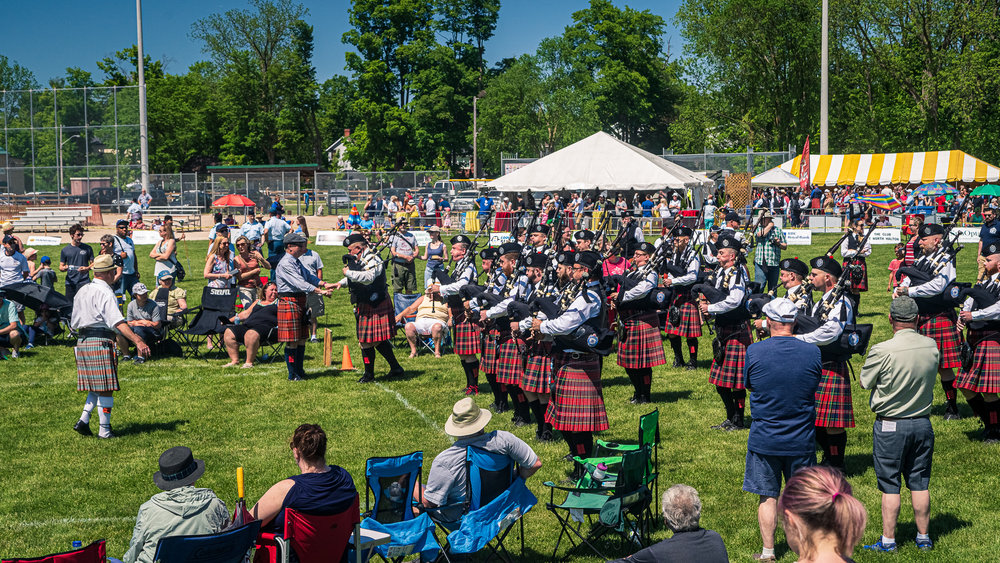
[617,309,667,368]
[918,312,961,369]
[708,323,751,389]
[815,361,855,428]
[957,331,1000,393]
[843,258,868,292]
[451,306,482,355]
[495,334,525,385]
[664,298,702,338]
[278,294,308,342]
[356,298,393,344]
[546,351,609,432]
[522,341,553,394]
[481,329,500,375]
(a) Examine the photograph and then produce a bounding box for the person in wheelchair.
[221,281,279,368]
[251,424,357,533]
[117,282,162,364]
[394,290,451,358]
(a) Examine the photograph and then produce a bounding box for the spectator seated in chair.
[0,290,24,358]
[222,281,279,368]
[116,446,230,563]
[394,290,451,358]
[251,423,358,533]
[154,271,188,329]
[117,282,162,364]
[24,303,62,349]
[610,484,729,563]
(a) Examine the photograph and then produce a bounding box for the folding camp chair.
[360,451,441,562]
[545,446,653,561]
[182,286,237,358]
[392,293,420,347]
[573,409,660,507]
[255,495,363,563]
[2,540,106,563]
[429,446,537,563]
[151,520,260,563]
[257,325,282,363]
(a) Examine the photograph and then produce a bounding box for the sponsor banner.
[130,230,162,245]
[784,230,812,245]
[953,227,981,244]
[314,230,348,246]
[869,228,901,245]
[26,236,62,246]
[489,233,515,246]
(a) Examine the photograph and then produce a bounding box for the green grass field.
[2,233,999,561]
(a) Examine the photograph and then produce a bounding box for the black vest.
[346,256,389,306]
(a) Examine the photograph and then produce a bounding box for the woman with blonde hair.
[149,223,176,278]
[778,466,867,562]
[204,234,236,289]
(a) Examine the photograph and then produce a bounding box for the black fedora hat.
[153,446,206,490]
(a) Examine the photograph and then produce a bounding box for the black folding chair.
[182,286,237,359]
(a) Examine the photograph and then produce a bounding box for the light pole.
[136,0,150,193]
[58,126,81,204]
[820,0,829,154]
[472,90,485,179]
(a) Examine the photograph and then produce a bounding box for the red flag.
[799,136,811,192]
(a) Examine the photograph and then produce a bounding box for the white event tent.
[487,131,714,204]
[752,166,801,187]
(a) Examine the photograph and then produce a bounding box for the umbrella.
[212,194,257,208]
[852,194,903,212]
[971,184,1000,197]
[912,182,957,198]
[1,281,72,315]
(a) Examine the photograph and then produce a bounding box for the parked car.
[67,187,118,207]
[451,190,482,211]
[111,188,167,212]
[179,190,212,211]
[327,189,352,210]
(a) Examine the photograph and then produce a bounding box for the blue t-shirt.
[980,220,1000,250]
[60,243,95,286]
[744,336,822,456]
[268,465,356,533]
[641,200,655,217]
[476,196,493,218]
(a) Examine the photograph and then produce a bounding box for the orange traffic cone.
[341,345,355,371]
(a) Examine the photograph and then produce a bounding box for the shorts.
[412,317,446,336]
[306,292,325,318]
[743,450,815,498]
[873,416,934,494]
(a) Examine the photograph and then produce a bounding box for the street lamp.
[472,90,486,179]
[58,126,81,204]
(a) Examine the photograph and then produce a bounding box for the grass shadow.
[115,419,189,437]
[962,428,989,443]
[844,453,873,477]
[649,390,693,404]
[896,512,972,543]
[600,375,632,388]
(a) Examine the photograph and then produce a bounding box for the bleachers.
[145,206,203,231]
[10,207,94,232]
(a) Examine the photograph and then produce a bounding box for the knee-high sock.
[986,399,1000,431]
[668,337,683,361]
[96,395,113,434]
[815,426,829,455]
[827,431,847,469]
[575,431,594,459]
[528,400,548,433]
[625,368,642,396]
[80,392,98,424]
[485,372,507,407]
[716,386,734,420]
[462,360,480,388]
[732,389,746,420]
[687,338,699,363]
[564,431,578,457]
[509,385,531,422]
[375,340,402,371]
[284,346,298,379]
[941,378,958,408]
[361,347,377,377]
[967,394,987,423]
[295,346,306,377]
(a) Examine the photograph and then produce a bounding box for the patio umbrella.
[853,194,903,212]
[912,182,958,198]
[212,194,257,208]
[971,184,1000,197]
[0,281,72,315]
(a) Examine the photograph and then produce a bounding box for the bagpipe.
[792,265,873,361]
[342,216,407,269]
[895,195,970,286]
[432,210,494,286]
[605,240,673,311]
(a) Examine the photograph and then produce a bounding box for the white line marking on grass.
[375,381,453,443]
[2,366,285,389]
[4,516,133,529]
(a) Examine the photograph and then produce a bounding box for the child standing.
[33,256,57,289]
[887,243,904,291]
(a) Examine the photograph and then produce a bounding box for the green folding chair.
[573,409,660,502]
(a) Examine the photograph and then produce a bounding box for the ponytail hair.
[777,466,867,560]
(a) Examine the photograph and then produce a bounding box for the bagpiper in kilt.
[896,222,962,419]
[796,256,856,470]
[699,235,751,431]
[336,233,402,384]
[663,227,702,370]
[957,245,1000,442]
[435,235,483,395]
[533,252,608,477]
[70,255,151,439]
[476,247,508,412]
[615,241,666,404]
[841,220,871,313]
[483,242,532,426]
[514,251,558,441]
[277,233,335,381]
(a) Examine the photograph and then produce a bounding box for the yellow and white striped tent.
[780,150,1000,187]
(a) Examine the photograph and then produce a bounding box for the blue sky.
[1,0,685,85]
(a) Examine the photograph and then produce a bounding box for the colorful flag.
[799,136,811,192]
[853,194,902,211]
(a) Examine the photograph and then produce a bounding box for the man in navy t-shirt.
[475,193,493,219]
[742,297,822,562]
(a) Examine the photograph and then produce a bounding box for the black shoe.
[489,401,510,413]
[731,414,746,429]
[635,394,651,405]
[538,428,555,442]
[984,428,1000,444]
[562,453,575,462]
[943,404,962,420]
[672,358,684,368]
[133,356,146,365]
[288,373,303,381]
[387,367,405,379]
[512,415,530,427]
[73,419,93,436]
[357,373,375,383]
[685,361,698,370]
[711,420,735,430]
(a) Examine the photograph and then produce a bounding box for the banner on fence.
[489,233,515,246]
[130,231,163,245]
[784,230,813,245]
[952,227,981,244]
[869,229,901,245]
[26,236,62,246]
[315,231,348,246]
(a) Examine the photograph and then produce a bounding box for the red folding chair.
[254,495,361,563]
[2,540,106,563]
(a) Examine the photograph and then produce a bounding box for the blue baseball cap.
[40,256,51,264]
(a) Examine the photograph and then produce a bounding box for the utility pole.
[136,0,150,192]
[820,0,829,155]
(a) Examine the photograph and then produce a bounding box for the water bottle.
[592,463,607,481]
[71,541,82,550]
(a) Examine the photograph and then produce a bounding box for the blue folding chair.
[435,446,537,563]
[151,520,261,563]
[393,293,420,348]
[360,451,441,562]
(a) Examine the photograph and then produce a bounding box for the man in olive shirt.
[859,296,938,553]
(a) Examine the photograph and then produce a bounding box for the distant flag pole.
[799,135,811,192]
